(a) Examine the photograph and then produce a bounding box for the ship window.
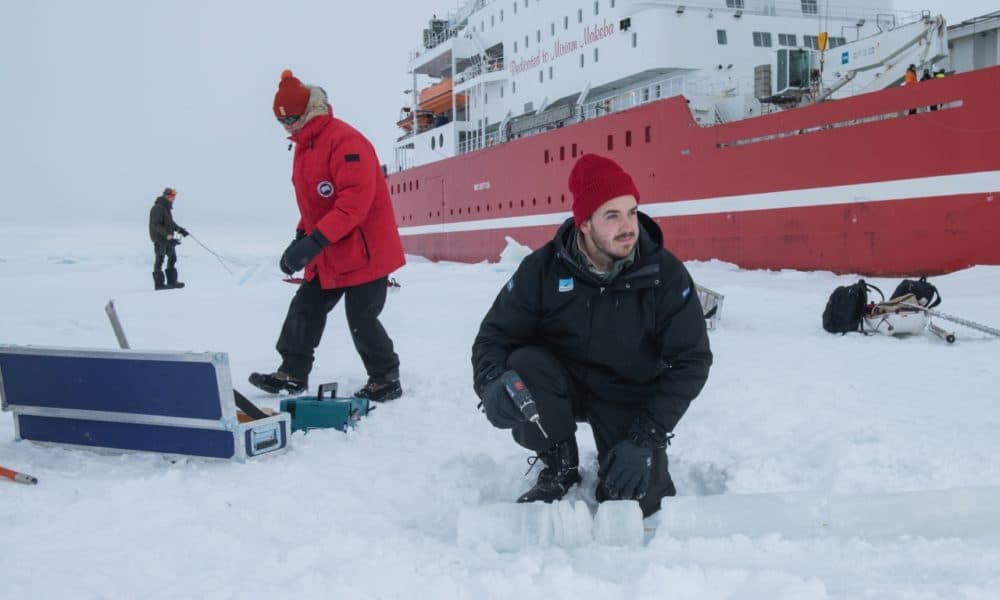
[547,196,552,205]
[416,180,420,190]
[572,143,578,157]
[829,36,847,48]
[500,86,504,98]
[800,0,818,15]
[626,130,632,147]
[779,33,797,46]
[521,199,525,207]
[642,88,649,102]
[539,70,543,82]
[491,15,495,26]
[564,16,569,29]
[726,0,744,7]
[752,32,773,47]
[578,9,583,23]
[544,150,550,163]
[532,198,537,206]
[560,146,565,160]
[548,66,553,79]
[561,194,566,203]
[655,84,662,98]
[632,32,637,47]
[717,29,727,45]
[551,23,555,35]
[803,35,818,49]
[439,134,444,147]
[594,48,599,62]
[580,54,585,68]
[501,9,504,21]
[607,134,614,150]
[514,40,518,53]
[525,35,529,49]
[481,21,485,31]
[594,1,599,15]
[524,0,528,7]
[537,29,541,42]
[513,2,517,15]
[513,81,517,93]
[645,126,652,143]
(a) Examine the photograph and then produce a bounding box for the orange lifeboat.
[418,77,466,114]
[396,108,434,132]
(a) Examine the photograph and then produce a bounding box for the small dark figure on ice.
[148,187,188,290]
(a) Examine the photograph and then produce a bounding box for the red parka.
[288,113,405,289]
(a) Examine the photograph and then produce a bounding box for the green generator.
[279,383,371,433]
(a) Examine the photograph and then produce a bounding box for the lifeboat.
[396,108,434,132]
[418,77,466,114]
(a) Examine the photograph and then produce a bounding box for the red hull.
[389,66,1000,275]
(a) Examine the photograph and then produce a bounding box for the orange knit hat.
[273,70,310,118]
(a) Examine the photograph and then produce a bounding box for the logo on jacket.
[558,278,574,293]
[317,181,334,198]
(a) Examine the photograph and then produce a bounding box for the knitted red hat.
[273,69,310,118]
[568,154,640,226]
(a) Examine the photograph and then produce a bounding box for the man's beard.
[591,229,637,263]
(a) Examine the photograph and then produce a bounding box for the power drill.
[500,370,548,439]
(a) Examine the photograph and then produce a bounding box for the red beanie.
[568,154,640,226]
[273,69,310,118]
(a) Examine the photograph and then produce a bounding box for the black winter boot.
[166,267,185,289]
[153,271,168,290]
[248,371,307,395]
[354,378,402,402]
[517,438,582,504]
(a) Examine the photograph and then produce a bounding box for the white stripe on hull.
[399,170,1000,236]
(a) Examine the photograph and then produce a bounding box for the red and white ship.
[387,1,1000,275]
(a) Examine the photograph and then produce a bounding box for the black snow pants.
[276,276,399,383]
[506,345,676,517]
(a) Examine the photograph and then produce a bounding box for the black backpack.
[822,279,884,334]
[891,276,941,308]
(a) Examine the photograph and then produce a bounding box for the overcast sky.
[0,0,994,228]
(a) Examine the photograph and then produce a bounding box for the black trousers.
[506,346,676,515]
[153,241,177,272]
[276,276,399,383]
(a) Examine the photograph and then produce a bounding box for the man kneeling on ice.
[471,154,713,517]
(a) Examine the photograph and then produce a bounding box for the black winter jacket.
[472,213,712,432]
[149,197,182,244]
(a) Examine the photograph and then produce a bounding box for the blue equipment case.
[0,345,290,461]
[280,383,370,433]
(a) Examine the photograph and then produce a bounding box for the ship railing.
[457,130,503,154]
[655,1,922,26]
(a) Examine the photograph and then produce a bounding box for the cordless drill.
[500,370,549,439]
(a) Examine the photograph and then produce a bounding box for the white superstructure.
[393,0,948,172]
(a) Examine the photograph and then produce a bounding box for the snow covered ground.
[2,222,999,599]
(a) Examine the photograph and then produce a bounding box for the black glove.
[280,230,329,275]
[477,369,528,429]
[600,441,652,500]
[169,238,181,247]
[176,226,189,237]
[599,414,672,500]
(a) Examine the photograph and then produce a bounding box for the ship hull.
[389,66,1000,275]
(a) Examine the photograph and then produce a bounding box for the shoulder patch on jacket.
[345,154,361,162]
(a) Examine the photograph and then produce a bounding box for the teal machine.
[280,383,371,433]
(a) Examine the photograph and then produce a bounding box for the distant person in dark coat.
[148,187,188,290]
[249,70,406,400]
[472,154,713,517]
